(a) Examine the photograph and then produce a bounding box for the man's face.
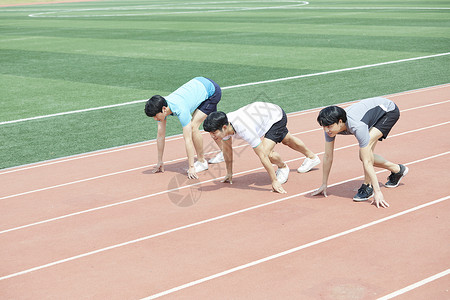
[153,112,165,122]
[323,122,341,138]
[210,128,227,141]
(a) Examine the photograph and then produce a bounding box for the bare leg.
[269,151,285,168]
[191,109,208,163]
[362,127,401,184]
[262,138,285,168]
[281,133,315,159]
[373,154,400,173]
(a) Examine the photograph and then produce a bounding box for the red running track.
[0,84,449,299]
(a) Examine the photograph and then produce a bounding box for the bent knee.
[191,121,202,130]
[268,151,276,159]
[281,134,291,146]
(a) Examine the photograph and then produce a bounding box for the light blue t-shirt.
[165,77,215,127]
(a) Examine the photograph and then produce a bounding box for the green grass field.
[1,0,449,169]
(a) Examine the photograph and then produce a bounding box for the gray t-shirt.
[325,97,396,147]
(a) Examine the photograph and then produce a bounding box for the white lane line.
[1,53,448,126]
[1,122,448,235]
[33,3,450,18]
[298,7,450,10]
[222,53,450,90]
[0,99,147,126]
[0,136,185,175]
[1,97,448,200]
[377,268,450,299]
[0,153,448,282]
[1,83,448,175]
[27,1,310,17]
[387,84,450,98]
[142,195,450,299]
[401,99,450,112]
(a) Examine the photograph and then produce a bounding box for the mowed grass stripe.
[2,27,449,52]
[2,36,441,72]
[1,18,448,37]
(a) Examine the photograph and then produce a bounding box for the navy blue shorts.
[197,78,222,115]
[264,109,289,144]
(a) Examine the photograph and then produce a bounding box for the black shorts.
[197,78,222,115]
[373,104,400,141]
[264,109,289,144]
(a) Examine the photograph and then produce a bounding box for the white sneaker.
[208,152,224,164]
[275,164,289,184]
[297,155,320,173]
[194,160,208,173]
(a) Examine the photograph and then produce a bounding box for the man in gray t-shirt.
[312,97,409,208]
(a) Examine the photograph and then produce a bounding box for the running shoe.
[353,184,374,201]
[385,164,409,188]
[276,164,289,184]
[297,155,321,173]
[194,160,208,173]
[208,152,224,164]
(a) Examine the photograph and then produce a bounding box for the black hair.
[317,105,347,126]
[144,95,167,117]
[203,111,229,132]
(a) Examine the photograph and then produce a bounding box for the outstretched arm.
[253,143,286,194]
[182,122,197,179]
[312,140,334,197]
[221,138,233,184]
[154,119,167,173]
[359,146,389,208]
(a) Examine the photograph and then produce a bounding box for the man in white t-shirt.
[203,102,320,193]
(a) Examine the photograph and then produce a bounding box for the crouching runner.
[203,102,320,193]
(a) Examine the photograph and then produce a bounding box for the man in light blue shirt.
[145,77,222,179]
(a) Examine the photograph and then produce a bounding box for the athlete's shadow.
[304,180,389,206]
[199,171,272,193]
[141,160,191,175]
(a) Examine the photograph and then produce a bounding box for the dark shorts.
[197,78,222,115]
[373,104,400,141]
[264,109,289,144]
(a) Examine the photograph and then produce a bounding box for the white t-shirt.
[223,102,283,148]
